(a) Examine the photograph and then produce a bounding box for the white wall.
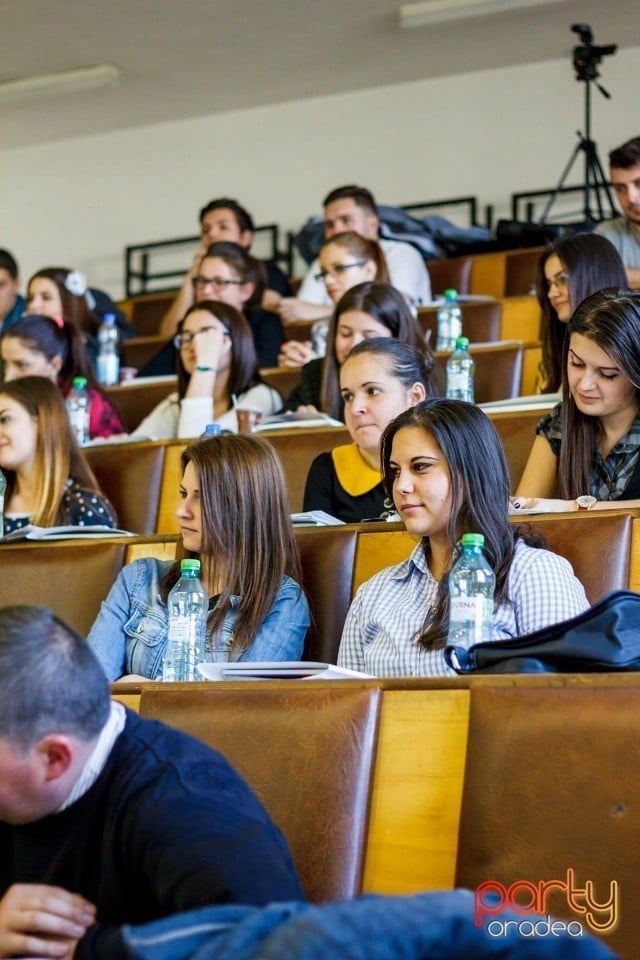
[3,45,638,299]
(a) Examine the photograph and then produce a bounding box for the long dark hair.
[536,234,626,392]
[380,399,541,649]
[558,288,640,498]
[160,435,304,655]
[320,281,427,419]
[0,376,103,527]
[176,300,259,400]
[1,313,100,394]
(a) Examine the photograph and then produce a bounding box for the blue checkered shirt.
[338,539,589,677]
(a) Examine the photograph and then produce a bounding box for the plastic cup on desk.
[236,408,263,433]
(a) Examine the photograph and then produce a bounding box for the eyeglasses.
[173,325,229,349]
[192,275,244,290]
[314,260,368,282]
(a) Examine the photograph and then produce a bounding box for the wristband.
[196,365,215,372]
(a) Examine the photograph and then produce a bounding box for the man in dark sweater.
[0,606,303,960]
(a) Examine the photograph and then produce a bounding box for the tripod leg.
[540,138,583,222]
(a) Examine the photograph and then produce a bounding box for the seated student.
[131,301,280,439]
[0,248,25,333]
[595,135,640,286]
[304,339,436,522]
[160,197,290,337]
[338,399,589,677]
[278,231,389,368]
[1,314,125,439]
[283,281,427,420]
[0,376,117,535]
[88,434,309,680]
[274,184,431,323]
[0,606,303,959]
[535,233,626,392]
[514,288,640,512]
[144,241,284,374]
[27,266,136,350]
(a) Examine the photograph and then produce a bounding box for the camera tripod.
[541,27,617,225]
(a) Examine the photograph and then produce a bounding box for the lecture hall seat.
[140,684,381,902]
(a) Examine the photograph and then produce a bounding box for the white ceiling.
[2,0,636,150]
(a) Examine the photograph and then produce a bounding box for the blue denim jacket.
[87,558,309,681]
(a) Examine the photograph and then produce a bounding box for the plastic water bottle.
[446,336,474,402]
[96,313,120,386]
[66,376,91,445]
[0,471,6,538]
[311,319,329,357]
[448,533,495,650]
[436,288,462,350]
[162,559,209,681]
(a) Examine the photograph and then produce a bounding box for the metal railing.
[510,183,620,224]
[124,196,484,298]
[125,223,286,298]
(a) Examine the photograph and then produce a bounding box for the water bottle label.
[447,372,468,392]
[167,616,192,644]
[450,596,492,633]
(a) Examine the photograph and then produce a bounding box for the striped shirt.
[338,539,589,677]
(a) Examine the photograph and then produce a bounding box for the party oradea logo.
[474,868,618,938]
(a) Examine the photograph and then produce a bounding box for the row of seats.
[2,510,635,665]
[116,246,545,335]
[105,337,534,437]
[85,408,543,534]
[114,671,640,960]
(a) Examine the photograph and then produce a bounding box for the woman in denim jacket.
[88,435,309,680]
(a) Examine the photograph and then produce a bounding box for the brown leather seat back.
[86,442,166,534]
[504,247,543,296]
[295,526,359,663]
[418,300,502,347]
[519,513,632,603]
[456,685,638,959]
[140,685,381,902]
[0,541,126,635]
[104,378,178,432]
[426,256,473,297]
[490,410,540,491]
[266,427,350,513]
[435,342,523,403]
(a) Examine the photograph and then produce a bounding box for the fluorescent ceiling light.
[0,64,120,104]
[400,0,561,28]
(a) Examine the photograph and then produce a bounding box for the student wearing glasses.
[279,231,389,368]
[131,301,280,439]
[140,242,284,376]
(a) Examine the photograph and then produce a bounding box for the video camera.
[571,23,617,82]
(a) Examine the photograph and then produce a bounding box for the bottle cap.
[72,376,88,389]
[461,533,484,548]
[103,313,116,324]
[444,289,458,301]
[455,336,470,350]
[180,558,201,573]
[204,423,222,436]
